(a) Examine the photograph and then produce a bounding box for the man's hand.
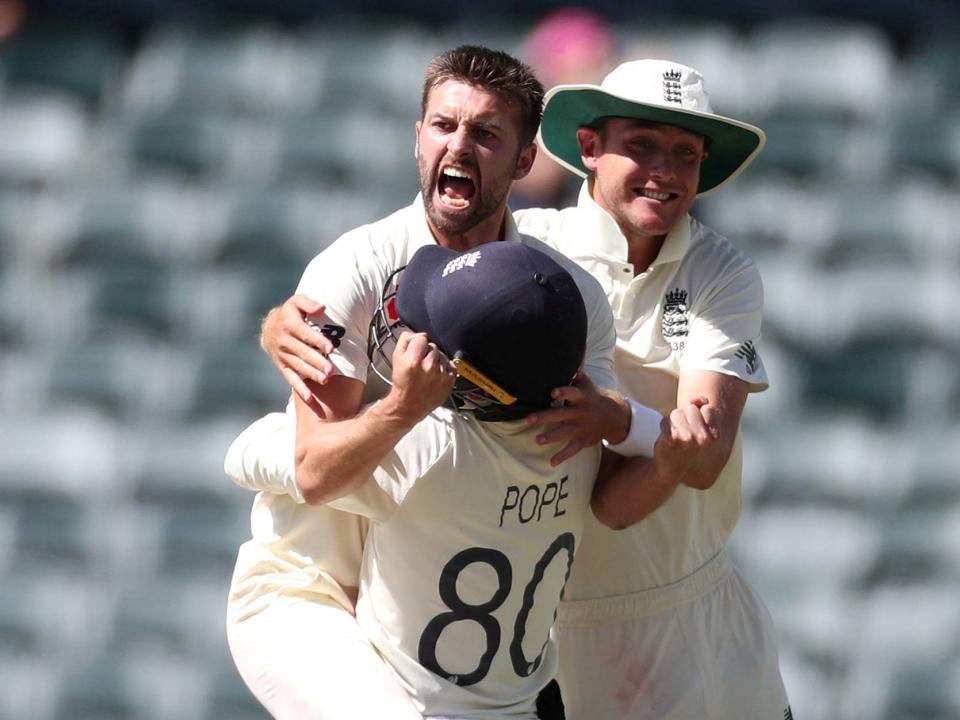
[382,332,457,426]
[525,373,631,467]
[592,398,719,529]
[653,397,721,489]
[261,294,338,401]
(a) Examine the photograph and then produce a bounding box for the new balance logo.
[735,341,759,375]
[784,706,794,720]
[307,318,346,349]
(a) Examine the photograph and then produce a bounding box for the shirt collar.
[577,180,690,268]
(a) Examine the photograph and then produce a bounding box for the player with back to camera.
[331,240,604,718]
[257,57,793,719]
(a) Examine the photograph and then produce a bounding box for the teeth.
[444,168,471,179]
[441,194,468,207]
[642,190,670,201]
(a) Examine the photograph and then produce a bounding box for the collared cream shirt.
[515,183,769,596]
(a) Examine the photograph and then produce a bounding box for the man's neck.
[626,234,666,276]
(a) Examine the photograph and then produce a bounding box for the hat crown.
[397,243,587,419]
[601,59,713,114]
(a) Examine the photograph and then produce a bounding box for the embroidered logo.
[442,250,481,277]
[784,707,794,720]
[735,341,759,375]
[662,288,689,335]
[661,288,689,352]
[662,69,683,104]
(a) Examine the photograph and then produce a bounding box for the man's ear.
[414,120,422,159]
[512,142,537,181]
[577,127,602,173]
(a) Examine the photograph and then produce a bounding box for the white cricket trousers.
[555,549,791,720]
[226,593,423,720]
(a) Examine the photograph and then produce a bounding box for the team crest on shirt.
[661,288,689,352]
[735,341,759,375]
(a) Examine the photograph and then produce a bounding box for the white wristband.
[602,397,662,457]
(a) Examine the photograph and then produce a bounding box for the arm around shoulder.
[293,331,455,505]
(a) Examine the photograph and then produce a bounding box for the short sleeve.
[682,254,769,392]
[295,230,383,382]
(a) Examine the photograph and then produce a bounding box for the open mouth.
[438,167,477,208]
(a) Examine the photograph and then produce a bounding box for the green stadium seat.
[45,338,190,420]
[127,110,235,178]
[747,19,895,120]
[204,664,272,720]
[883,662,960,720]
[0,23,124,107]
[747,113,859,180]
[109,578,229,658]
[0,490,91,572]
[795,339,916,421]
[884,112,960,181]
[186,341,289,420]
[0,95,90,185]
[81,267,178,339]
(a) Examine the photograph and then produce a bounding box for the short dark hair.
[421,45,544,147]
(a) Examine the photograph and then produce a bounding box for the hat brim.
[538,85,766,196]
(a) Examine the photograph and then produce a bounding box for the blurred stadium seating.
[1,8,958,720]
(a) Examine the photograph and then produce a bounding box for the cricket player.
[255,59,792,719]
[506,58,792,719]
[336,241,602,717]
[225,46,659,719]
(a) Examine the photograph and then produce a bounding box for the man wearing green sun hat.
[514,58,792,719]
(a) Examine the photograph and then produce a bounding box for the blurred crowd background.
[1,1,959,719]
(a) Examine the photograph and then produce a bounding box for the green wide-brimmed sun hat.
[538,59,766,196]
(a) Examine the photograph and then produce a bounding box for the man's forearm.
[675,438,736,491]
[591,452,679,530]
[293,392,421,506]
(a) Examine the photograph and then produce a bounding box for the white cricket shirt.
[332,409,602,718]
[515,182,769,596]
